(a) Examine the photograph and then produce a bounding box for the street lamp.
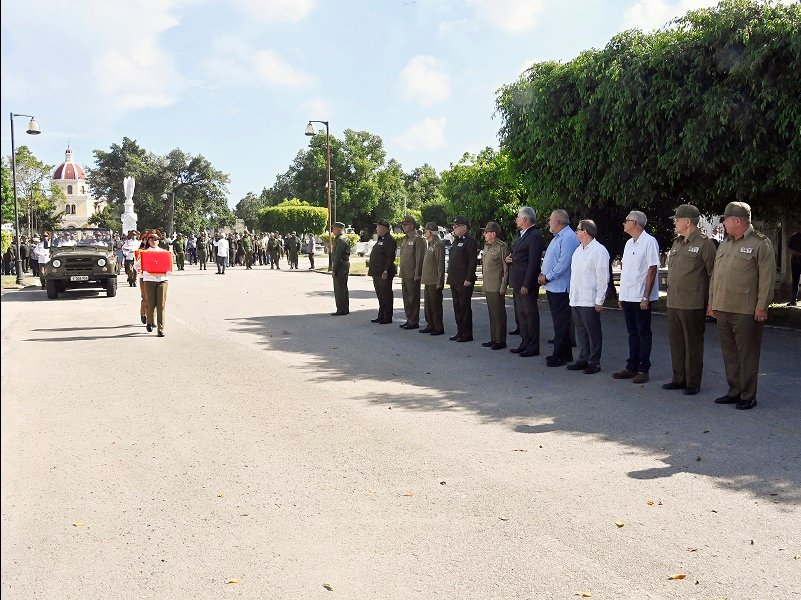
[161,191,175,238]
[328,179,338,225]
[305,120,332,267]
[10,113,41,285]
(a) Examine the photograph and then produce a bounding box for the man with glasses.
[708,202,776,410]
[614,211,660,384]
[663,204,716,395]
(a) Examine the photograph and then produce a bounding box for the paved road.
[2,266,799,599]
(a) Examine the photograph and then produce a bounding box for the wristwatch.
[641,296,648,302]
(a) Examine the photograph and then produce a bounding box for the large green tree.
[496,0,801,256]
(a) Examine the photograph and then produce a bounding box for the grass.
[1,275,39,289]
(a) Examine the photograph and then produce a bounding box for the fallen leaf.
[750,539,754,545]
[402,492,414,497]
[615,521,625,528]
[72,520,86,527]
[646,499,655,506]
[769,493,778,496]
[513,449,528,452]
[226,578,240,584]
[696,456,702,461]
[217,493,224,498]
[668,574,686,580]
[577,593,592,598]
[499,517,509,521]
[687,547,699,552]
[323,583,334,591]
[711,509,717,513]
[440,481,447,485]
[539,445,543,448]
[703,430,710,433]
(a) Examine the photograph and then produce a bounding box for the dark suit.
[368,233,397,322]
[508,226,545,354]
[447,234,478,338]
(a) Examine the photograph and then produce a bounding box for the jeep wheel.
[46,280,59,299]
[106,277,117,297]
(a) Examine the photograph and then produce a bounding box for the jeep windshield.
[52,228,113,249]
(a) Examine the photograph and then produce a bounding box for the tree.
[1,160,14,224]
[420,200,450,227]
[373,159,409,224]
[258,199,328,234]
[404,164,444,211]
[235,192,268,230]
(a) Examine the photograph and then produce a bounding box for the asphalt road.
[2,266,800,599]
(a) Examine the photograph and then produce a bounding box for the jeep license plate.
[70,275,89,281]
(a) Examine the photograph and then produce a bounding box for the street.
[2,266,800,599]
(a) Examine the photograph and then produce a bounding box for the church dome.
[52,147,86,181]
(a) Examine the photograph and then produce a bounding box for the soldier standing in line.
[285,232,300,269]
[368,219,397,324]
[708,202,776,410]
[662,204,716,396]
[480,222,509,350]
[419,222,446,335]
[197,233,208,270]
[447,215,478,342]
[330,222,350,315]
[172,233,186,271]
[398,215,426,330]
[269,233,282,269]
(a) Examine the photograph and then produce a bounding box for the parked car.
[41,228,120,299]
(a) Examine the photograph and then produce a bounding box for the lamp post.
[161,191,175,238]
[10,113,41,285]
[305,120,332,268]
[328,179,338,225]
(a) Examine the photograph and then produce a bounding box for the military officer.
[172,233,186,270]
[480,222,509,349]
[268,233,282,269]
[368,219,397,324]
[708,202,776,410]
[330,222,351,315]
[242,233,254,269]
[398,215,427,330]
[286,232,301,269]
[447,216,478,342]
[420,222,446,335]
[197,233,208,270]
[663,204,716,395]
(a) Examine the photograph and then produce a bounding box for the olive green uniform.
[197,237,208,270]
[421,236,446,333]
[399,231,426,327]
[172,237,186,270]
[242,236,254,269]
[482,239,509,345]
[709,226,776,403]
[285,235,300,269]
[666,230,716,389]
[331,233,351,314]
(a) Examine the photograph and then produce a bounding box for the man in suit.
[505,206,545,357]
[368,219,398,324]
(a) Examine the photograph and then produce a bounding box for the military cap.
[453,215,469,227]
[374,219,390,227]
[424,221,438,232]
[401,215,417,225]
[143,230,161,240]
[721,201,751,219]
[673,204,700,219]
[333,222,346,229]
[481,221,502,234]
[291,231,297,235]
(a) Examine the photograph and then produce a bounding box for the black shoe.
[566,362,588,371]
[449,334,461,341]
[714,394,740,404]
[508,328,520,335]
[661,382,685,390]
[519,350,539,357]
[405,324,419,330]
[482,341,495,347]
[399,323,410,329]
[547,338,554,344]
[491,343,507,350]
[331,312,347,316]
[583,364,601,374]
[430,330,445,336]
[457,336,473,342]
[146,323,153,332]
[141,315,147,325]
[419,328,433,334]
[787,301,798,306]
[157,331,165,337]
[683,386,700,396]
[371,318,382,323]
[509,347,523,354]
[379,320,392,324]
[736,398,757,410]
[546,357,566,367]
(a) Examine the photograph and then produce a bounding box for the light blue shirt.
[542,226,580,293]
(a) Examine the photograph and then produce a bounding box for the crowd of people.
[331,203,781,411]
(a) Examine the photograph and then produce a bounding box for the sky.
[1,0,744,208]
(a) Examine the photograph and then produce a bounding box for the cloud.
[622,0,719,31]
[400,56,451,108]
[206,36,313,89]
[467,0,546,34]
[300,98,331,118]
[393,118,447,151]
[229,0,314,22]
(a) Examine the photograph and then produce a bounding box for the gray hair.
[579,219,597,238]
[518,206,537,223]
[689,216,701,226]
[552,209,570,225]
[628,211,647,228]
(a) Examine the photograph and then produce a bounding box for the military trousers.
[450,284,474,338]
[424,285,444,332]
[373,275,394,322]
[175,252,185,270]
[572,306,602,366]
[401,278,422,327]
[716,311,764,402]
[513,287,540,353]
[270,252,281,268]
[791,255,801,303]
[139,277,147,318]
[666,307,706,388]
[484,291,507,344]
[143,280,168,333]
[198,252,207,270]
[245,251,254,269]
[333,263,350,313]
[124,259,136,283]
[546,291,573,361]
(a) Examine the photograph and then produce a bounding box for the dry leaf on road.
[402,492,414,497]
[323,583,334,591]
[615,520,625,528]
[226,578,240,584]
[668,574,687,580]
[72,520,86,527]
[646,499,655,505]
[577,592,592,597]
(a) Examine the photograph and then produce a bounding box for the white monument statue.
[121,176,138,234]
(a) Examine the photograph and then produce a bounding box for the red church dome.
[52,147,86,181]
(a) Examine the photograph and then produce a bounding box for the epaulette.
[752,230,767,240]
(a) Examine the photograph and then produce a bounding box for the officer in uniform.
[420,222,446,335]
[286,232,301,269]
[398,215,426,329]
[662,204,716,395]
[268,233,281,269]
[172,233,186,270]
[242,233,254,269]
[447,215,478,342]
[197,233,208,270]
[480,222,509,349]
[708,202,776,410]
[330,222,350,315]
[368,219,397,324]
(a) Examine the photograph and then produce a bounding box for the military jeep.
[41,228,120,299]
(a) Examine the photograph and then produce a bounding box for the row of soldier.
[333,202,775,411]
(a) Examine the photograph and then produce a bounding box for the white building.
[51,147,107,227]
